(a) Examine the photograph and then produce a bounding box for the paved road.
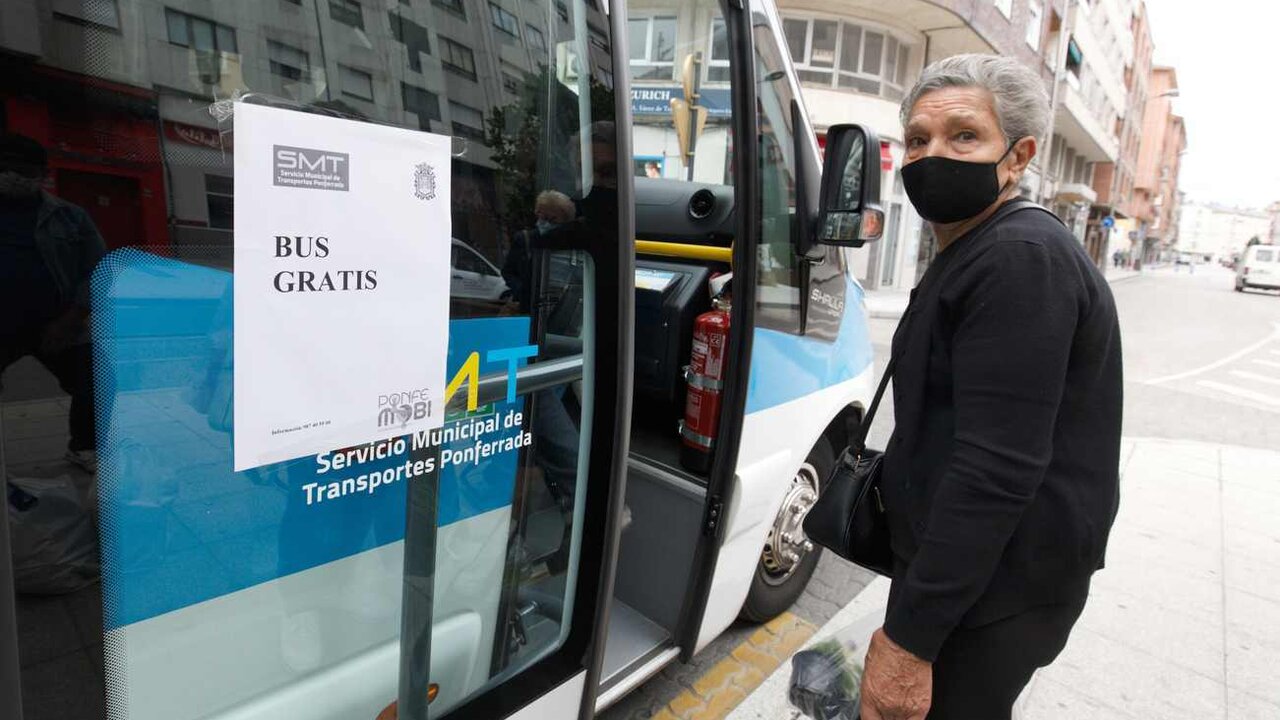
[729,263,1280,720]
[608,262,1280,719]
[1115,264,1279,449]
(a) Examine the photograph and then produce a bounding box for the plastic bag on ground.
[788,611,881,720]
[7,475,100,594]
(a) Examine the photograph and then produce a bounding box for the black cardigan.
[880,202,1123,662]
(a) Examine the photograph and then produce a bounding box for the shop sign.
[631,86,733,118]
[165,120,231,150]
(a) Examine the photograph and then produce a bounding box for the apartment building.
[0,0,610,262]
[1086,0,1150,268]
[1037,0,1124,247]
[773,0,1128,289]
[1178,201,1270,263]
[1133,65,1186,263]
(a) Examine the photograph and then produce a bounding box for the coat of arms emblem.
[413,162,437,200]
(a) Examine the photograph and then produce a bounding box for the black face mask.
[901,144,1016,224]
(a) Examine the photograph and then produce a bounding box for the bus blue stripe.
[746,279,873,413]
[92,251,528,629]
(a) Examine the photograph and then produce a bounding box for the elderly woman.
[858,55,1122,719]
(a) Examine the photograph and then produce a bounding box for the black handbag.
[801,199,1046,578]
[802,354,896,577]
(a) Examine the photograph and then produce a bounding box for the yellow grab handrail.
[635,239,733,265]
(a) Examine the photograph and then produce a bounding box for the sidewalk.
[864,265,1146,320]
[727,438,1280,720]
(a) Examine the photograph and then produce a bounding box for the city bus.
[0,0,883,718]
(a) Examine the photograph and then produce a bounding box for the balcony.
[1056,181,1098,204]
[1056,80,1119,163]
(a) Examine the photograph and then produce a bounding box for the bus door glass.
[0,1,623,719]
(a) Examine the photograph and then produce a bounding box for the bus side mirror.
[815,124,884,247]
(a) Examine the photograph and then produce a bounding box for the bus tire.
[739,436,836,623]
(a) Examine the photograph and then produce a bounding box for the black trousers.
[1,337,98,452]
[923,599,1087,719]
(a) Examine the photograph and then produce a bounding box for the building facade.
[1133,65,1185,264]
[1177,201,1271,263]
[774,0,1133,290]
[1086,0,1149,268]
[1037,0,1124,248]
[0,0,611,265]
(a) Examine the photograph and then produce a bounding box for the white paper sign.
[233,102,451,470]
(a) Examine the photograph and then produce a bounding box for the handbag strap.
[849,198,1044,456]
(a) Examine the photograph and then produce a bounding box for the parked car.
[450,239,508,302]
[1235,244,1280,292]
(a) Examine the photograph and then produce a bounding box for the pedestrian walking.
[858,54,1123,720]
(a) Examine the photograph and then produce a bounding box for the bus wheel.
[739,436,835,623]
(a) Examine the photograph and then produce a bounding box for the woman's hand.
[859,628,933,720]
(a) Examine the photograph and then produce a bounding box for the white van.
[1235,245,1280,292]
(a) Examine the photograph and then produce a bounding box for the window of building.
[1065,37,1082,77]
[527,24,547,53]
[490,3,520,37]
[995,0,1012,19]
[785,18,838,85]
[401,82,441,129]
[502,72,521,93]
[53,0,121,30]
[339,65,374,101]
[205,174,234,230]
[267,40,309,81]
[441,37,478,79]
[628,16,676,80]
[556,0,569,23]
[1026,1,1042,50]
[388,11,432,72]
[451,102,486,139]
[783,16,911,100]
[433,0,466,17]
[329,0,364,28]
[708,18,731,82]
[166,8,238,54]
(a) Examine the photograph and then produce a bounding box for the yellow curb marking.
[658,611,818,720]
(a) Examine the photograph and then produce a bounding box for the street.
[613,263,1280,720]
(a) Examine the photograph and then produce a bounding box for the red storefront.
[2,63,169,253]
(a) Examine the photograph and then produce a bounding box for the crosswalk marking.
[1145,325,1280,385]
[1252,359,1280,370]
[1196,380,1280,407]
[1230,370,1280,387]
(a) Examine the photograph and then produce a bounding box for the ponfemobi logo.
[413,162,437,200]
[378,387,433,428]
[274,144,350,191]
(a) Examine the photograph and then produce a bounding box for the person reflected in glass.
[501,189,576,315]
[0,133,106,473]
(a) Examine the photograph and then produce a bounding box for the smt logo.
[413,162,437,201]
[273,145,350,191]
[378,388,433,428]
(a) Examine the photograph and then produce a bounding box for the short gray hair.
[900,54,1050,145]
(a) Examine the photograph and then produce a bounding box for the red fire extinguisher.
[681,295,730,474]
